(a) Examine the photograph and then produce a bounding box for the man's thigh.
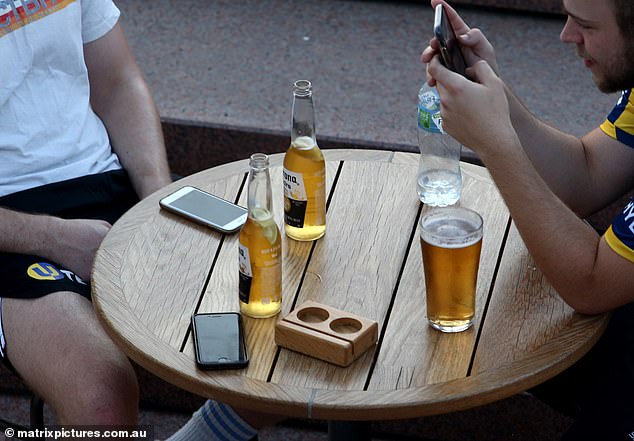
[1,292,138,421]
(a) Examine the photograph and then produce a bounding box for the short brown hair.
[613,0,634,39]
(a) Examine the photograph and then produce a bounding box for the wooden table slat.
[368,162,511,389]
[270,160,421,390]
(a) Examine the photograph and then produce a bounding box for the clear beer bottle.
[283,80,326,241]
[239,153,282,318]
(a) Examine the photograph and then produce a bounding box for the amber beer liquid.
[239,154,282,318]
[283,136,326,241]
[283,80,326,241]
[420,207,483,333]
[239,209,282,318]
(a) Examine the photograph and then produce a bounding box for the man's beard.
[595,41,634,93]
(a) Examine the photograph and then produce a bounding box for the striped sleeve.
[600,89,634,148]
[603,199,634,263]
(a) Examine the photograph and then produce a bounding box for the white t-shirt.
[0,0,122,198]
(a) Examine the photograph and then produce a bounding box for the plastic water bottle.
[417,83,462,206]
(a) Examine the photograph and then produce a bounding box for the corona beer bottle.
[238,153,282,318]
[283,80,326,241]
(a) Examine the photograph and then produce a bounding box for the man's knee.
[65,359,139,424]
[53,327,140,424]
[1,293,139,423]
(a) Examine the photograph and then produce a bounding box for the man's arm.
[423,0,634,216]
[475,121,634,315]
[503,91,634,217]
[83,22,172,199]
[428,56,634,314]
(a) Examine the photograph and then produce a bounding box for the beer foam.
[420,218,482,248]
[293,136,316,150]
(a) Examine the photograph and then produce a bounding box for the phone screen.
[434,4,468,77]
[168,188,246,227]
[192,313,248,369]
[160,186,247,232]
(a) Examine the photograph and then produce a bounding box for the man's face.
[561,0,634,93]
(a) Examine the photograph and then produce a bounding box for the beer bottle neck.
[291,81,316,146]
[247,154,273,217]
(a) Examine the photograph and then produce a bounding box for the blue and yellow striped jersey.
[604,201,634,263]
[601,89,634,262]
[600,89,634,148]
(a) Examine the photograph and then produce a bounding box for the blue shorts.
[0,170,139,367]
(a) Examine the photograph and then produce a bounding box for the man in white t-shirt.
[0,3,277,435]
[0,0,172,423]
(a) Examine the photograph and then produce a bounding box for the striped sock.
[166,400,258,441]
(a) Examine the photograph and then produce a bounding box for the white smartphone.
[159,186,247,233]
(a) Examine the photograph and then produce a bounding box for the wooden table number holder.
[275,301,379,367]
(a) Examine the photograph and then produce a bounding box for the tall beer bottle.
[283,80,326,241]
[239,153,282,318]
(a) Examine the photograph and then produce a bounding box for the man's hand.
[427,56,514,160]
[421,0,499,85]
[48,218,112,281]
[1,208,111,282]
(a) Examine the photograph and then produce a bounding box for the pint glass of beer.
[420,207,483,332]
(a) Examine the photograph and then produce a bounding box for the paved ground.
[0,0,620,439]
[119,0,614,148]
[0,391,572,440]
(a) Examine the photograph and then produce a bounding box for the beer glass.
[419,207,483,332]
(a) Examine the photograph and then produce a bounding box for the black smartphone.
[160,186,247,233]
[191,312,249,370]
[433,4,468,77]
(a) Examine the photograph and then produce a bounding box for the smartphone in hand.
[160,186,247,233]
[192,312,249,370]
[434,4,468,77]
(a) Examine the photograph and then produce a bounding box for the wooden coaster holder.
[275,300,378,367]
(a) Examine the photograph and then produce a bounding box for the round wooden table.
[92,150,608,438]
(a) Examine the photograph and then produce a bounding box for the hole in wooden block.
[330,317,362,334]
[297,307,330,323]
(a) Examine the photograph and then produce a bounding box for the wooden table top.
[92,149,608,421]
